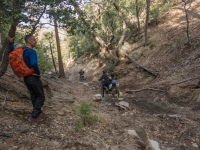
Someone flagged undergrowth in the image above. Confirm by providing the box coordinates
[73,101,98,131]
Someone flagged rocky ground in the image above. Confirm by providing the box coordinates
[1,1,200,150]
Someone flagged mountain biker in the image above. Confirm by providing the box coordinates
[79,69,84,80]
[98,70,112,91]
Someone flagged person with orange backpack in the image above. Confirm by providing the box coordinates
[7,35,46,122]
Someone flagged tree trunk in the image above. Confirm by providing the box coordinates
[0,33,4,61]
[135,0,141,31]
[49,43,57,72]
[113,3,127,57]
[92,32,119,65]
[184,1,191,46]
[54,19,65,78]
[0,0,21,77]
[0,17,19,77]
[144,0,150,46]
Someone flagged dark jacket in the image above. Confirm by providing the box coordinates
[99,74,111,85]
[79,70,84,75]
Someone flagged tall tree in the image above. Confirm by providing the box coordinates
[183,0,192,46]
[144,0,150,46]
[54,19,65,78]
[0,0,22,77]
[135,0,141,31]
[113,2,127,58]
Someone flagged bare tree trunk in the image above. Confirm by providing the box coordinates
[135,0,141,31]
[183,0,192,46]
[54,19,65,78]
[49,43,57,72]
[113,3,126,57]
[144,0,150,46]
[92,32,119,65]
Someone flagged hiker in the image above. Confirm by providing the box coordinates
[98,69,112,90]
[7,35,46,122]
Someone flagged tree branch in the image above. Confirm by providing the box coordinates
[30,4,47,35]
[125,54,159,77]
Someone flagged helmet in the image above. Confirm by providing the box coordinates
[103,69,107,74]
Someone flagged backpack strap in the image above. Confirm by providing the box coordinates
[22,46,29,51]
[20,46,29,62]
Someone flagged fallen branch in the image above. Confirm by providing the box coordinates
[125,88,165,94]
[179,84,200,89]
[170,75,200,85]
[125,54,158,77]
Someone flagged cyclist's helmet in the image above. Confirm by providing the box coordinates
[103,69,107,74]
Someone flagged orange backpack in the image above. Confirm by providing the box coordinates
[9,47,34,77]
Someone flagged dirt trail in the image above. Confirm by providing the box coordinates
[0,73,147,150]
[0,66,200,150]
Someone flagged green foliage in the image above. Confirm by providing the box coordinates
[73,101,98,131]
[175,38,181,44]
[74,120,84,131]
[69,32,98,59]
[150,1,174,25]
[149,43,156,50]
[104,63,115,73]
[35,42,53,72]
[150,4,161,24]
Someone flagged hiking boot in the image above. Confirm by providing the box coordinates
[39,112,47,120]
[28,112,47,123]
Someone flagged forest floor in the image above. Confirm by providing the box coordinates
[0,1,200,150]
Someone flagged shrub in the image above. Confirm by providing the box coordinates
[149,44,156,50]
[104,63,115,73]
[73,101,98,131]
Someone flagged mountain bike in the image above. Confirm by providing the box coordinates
[80,74,84,81]
[100,80,119,98]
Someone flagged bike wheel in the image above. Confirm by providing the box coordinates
[111,86,119,98]
[101,88,104,97]
[80,76,84,81]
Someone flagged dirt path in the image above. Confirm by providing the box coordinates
[0,70,200,150]
[83,79,200,149]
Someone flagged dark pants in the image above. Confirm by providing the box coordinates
[24,75,45,118]
[102,81,111,89]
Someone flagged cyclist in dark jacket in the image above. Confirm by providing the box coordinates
[98,70,112,90]
[79,69,84,76]
[79,69,84,80]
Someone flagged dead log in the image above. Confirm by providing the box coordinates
[171,75,200,85]
[125,54,158,77]
[125,88,164,94]
[179,84,200,89]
